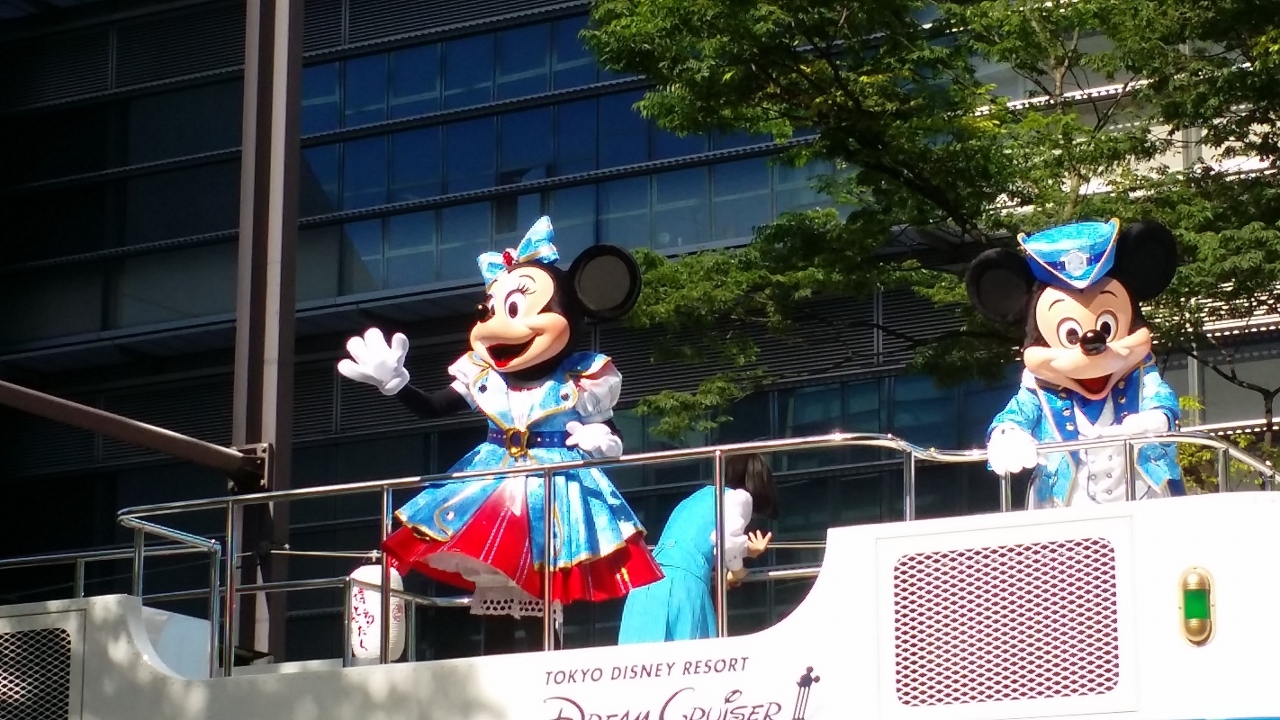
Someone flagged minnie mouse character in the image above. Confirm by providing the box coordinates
[337,217,662,618]
[965,218,1185,508]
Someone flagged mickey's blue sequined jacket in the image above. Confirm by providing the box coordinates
[986,354,1185,507]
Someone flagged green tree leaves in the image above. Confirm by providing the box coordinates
[589,0,1280,444]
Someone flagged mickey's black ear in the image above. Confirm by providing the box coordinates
[965,248,1035,325]
[1109,220,1179,301]
[568,245,642,321]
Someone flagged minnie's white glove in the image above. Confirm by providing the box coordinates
[565,421,624,458]
[987,424,1040,475]
[337,328,410,396]
[1097,410,1170,437]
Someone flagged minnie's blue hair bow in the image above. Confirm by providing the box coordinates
[477,216,559,287]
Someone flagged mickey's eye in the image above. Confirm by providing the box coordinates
[1096,311,1119,339]
[504,290,528,319]
[1057,318,1083,347]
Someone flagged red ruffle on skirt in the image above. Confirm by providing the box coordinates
[382,478,663,605]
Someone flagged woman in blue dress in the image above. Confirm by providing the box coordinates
[617,454,778,643]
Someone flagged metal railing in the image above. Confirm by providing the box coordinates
[3,430,1272,677]
[107,429,1274,673]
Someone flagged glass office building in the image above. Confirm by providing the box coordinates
[0,0,1271,662]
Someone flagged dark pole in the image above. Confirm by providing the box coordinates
[0,381,261,481]
[234,0,301,665]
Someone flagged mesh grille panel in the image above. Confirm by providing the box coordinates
[0,628,71,720]
[893,538,1119,707]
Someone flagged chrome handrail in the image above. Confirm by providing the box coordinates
[107,428,1275,672]
[5,430,1268,674]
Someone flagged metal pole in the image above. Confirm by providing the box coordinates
[1218,446,1229,493]
[208,547,222,679]
[902,452,916,521]
[999,472,1012,512]
[1124,439,1136,501]
[713,450,727,639]
[131,529,145,597]
[405,601,417,663]
[380,488,393,664]
[0,381,259,481]
[234,0,302,663]
[342,576,353,668]
[542,468,555,651]
[223,502,238,677]
[73,559,85,599]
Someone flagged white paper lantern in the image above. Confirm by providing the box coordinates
[347,564,406,660]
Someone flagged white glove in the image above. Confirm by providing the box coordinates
[337,328,410,396]
[1097,410,1170,437]
[987,424,1040,475]
[565,421,624,459]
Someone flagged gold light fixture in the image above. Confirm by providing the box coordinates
[1179,567,1214,646]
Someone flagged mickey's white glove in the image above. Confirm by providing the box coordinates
[987,424,1040,475]
[1097,410,1170,437]
[337,328,410,396]
[565,421,624,458]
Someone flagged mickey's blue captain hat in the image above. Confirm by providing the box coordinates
[1017,218,1120,290]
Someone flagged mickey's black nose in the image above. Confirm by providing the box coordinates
[1079,329,1107,356]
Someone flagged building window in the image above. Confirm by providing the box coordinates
[126,80,243,165]
[653,167,711,249]
[598,91,648,168]
[651,126,707,161]
[301,144,341,216]
[549,185,597,259]
[111,242,237,328]
[390,44,441,119]
[891,375,958,450]
[301,62,340,135]
[389,128,443,202]
[443,34,495,110]
[779,384,844,471]
[342,136,389,210]
[343,54,389,127]
[444,117,497,193]
[598,176,651,249]
[775,160,833,214]
[552,16,597,90]
[0,267,105,343]
[339,219,383,295]
[298,226,341,301]
[496,24,551,100]
[493,193,546,247]
[439,202,492,282]
[385,211,437,289]
[125,162,240,244]
[555,99,598,175]
[712,158,771,243]
[499,108,554,184]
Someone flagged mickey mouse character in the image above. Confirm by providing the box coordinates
[338,217,662,619]
[965,218,1185,508]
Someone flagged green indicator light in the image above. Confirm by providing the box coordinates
[1180,568,1214,646]
[1182,588,1210,621]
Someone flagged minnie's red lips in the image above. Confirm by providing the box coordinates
[486,339,534,368]
[1076,375,1111,395]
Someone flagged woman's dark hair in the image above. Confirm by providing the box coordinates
[725,454,779,520]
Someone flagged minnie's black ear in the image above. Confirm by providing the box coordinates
[568,245,642,321]
[1109,220,1179,301]
[965,248,1035,325]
